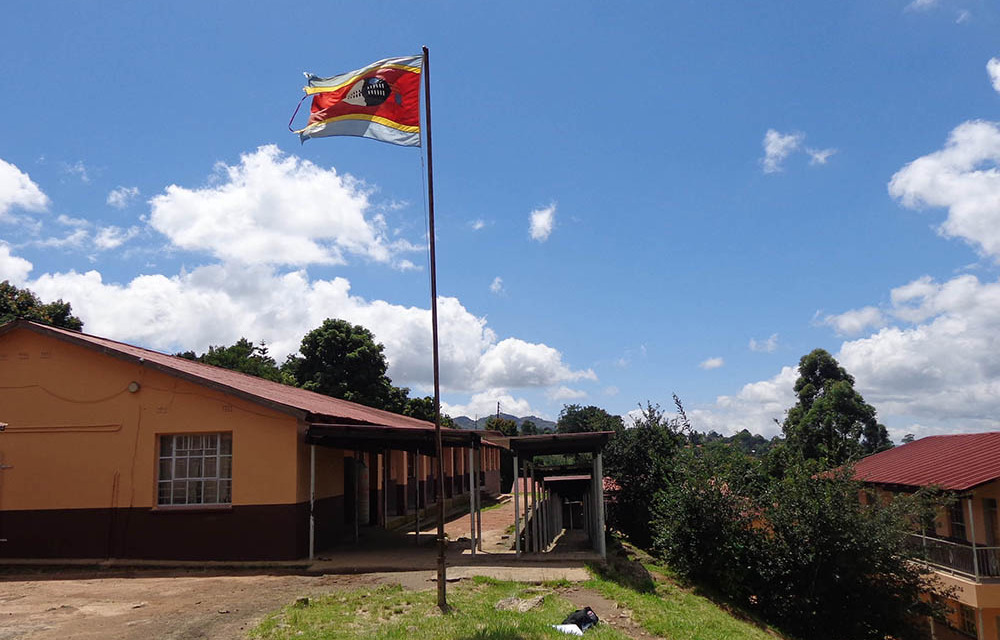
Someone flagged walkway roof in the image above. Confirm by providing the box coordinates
[507,431,614,457]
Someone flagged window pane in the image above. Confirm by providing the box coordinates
[158,481,172,505]
[187,480,202,503]
[172,481,188,504]
[204,480,218,504]
[205,457,217,478]
[159,459,173,481]
[220,434,232,455]
[219,480,231,503]
[175,458,188,479]
[160,435,173,456]
[189,457,203,479]
[220,456,232,479]
[206,434,217,453]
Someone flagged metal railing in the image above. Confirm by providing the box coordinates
[907,533,1000,580]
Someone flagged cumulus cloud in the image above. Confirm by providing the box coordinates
[0,244,32,284]
[807,147,837,165]
[699,357,724,370]
[889,120,1000,261]
[761,130,804,173]
[8,244,592,395]
[440,389,536,420]
[529,204,556,242]
[749,333,779,353]
[490,276,504,295]
[821,306,887,336]
[989,58,1000,94]
[107,186,140,209]
[149,145,418,268]
[689,366,799,438]
[0,158,49,219]
[94,225,141,250]
[548,386,587,401]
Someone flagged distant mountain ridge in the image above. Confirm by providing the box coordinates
[453,413,556,432]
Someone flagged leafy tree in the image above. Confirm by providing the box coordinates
[1,281,83,330]
[604,401,686,547]
[781,349,891,465]
[284,318,407,412]
[178,338,290,383]
[485,415,518,437]
[652,447,948,640]
[556,404,624,433]
[401,395,455,428]
[519,419,539,436]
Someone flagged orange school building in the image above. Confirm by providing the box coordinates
[0,320,500,561]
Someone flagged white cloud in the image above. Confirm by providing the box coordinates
[34,229,89,249]
[956,9,971,23]
[529,204,556,242]
[9,245,590,395]
[0,244,32,284]
[0,158,49,219]
[603,386,619,397]
[62,160,90,183]
[149,145,418,268]
[94,225,140,250]
[889,120,1000,261]
[699,357,724,370]
[490,276,504,295]
[690,365,799,437]
[988,58,1000,95]
[57,214,89,228]
[905,0,938,11]
[107,186,140,209]
[440,389,536,420]
[821,306,887,336]
[748,333,779,353]
[470,219,486,231]
[761,130,804,173]
[807,147,837,165]
[548,386,587,401]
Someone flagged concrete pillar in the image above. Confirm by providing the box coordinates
[513,453,521,556]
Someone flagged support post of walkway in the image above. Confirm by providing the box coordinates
[596,452,606,559]
[415,450,421,545]
[523,458,531,552]
[475,448,483,551]
[530,463,538,553]
[353,451,360,545]
[309,444,315,560]
[513,453,521,557]
[468,447,476,555]
[382,448,390,528]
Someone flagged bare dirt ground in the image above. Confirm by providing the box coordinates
[0,496,599,639]
[0,571,377,640]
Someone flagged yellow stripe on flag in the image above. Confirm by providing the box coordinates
[304,113,421,133]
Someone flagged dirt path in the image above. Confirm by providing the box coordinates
[559,585,660,640]
[0,572,373,640]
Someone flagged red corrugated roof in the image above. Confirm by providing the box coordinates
[854,432,1000,491]
[3,320,434,431]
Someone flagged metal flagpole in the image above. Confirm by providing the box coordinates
[422,45,448,612]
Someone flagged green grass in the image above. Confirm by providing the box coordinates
[584,544,785,640]
[250,577,629,640]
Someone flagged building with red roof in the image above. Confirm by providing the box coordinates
[856,433,1000,640]
[0,320,500,561]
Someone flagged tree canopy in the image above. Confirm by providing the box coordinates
[284,319,408,412]
[781,348,892,465]
[485,415,518,437]
[1,281,83,330]
[556,404,624,433]
[177,338,289,384]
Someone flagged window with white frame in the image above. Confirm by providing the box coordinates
[960,604,976,636]
[157,433,232,506]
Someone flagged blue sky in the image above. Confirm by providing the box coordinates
[2,1,1000,439]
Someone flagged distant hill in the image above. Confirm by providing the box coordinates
[453,413,556,433]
